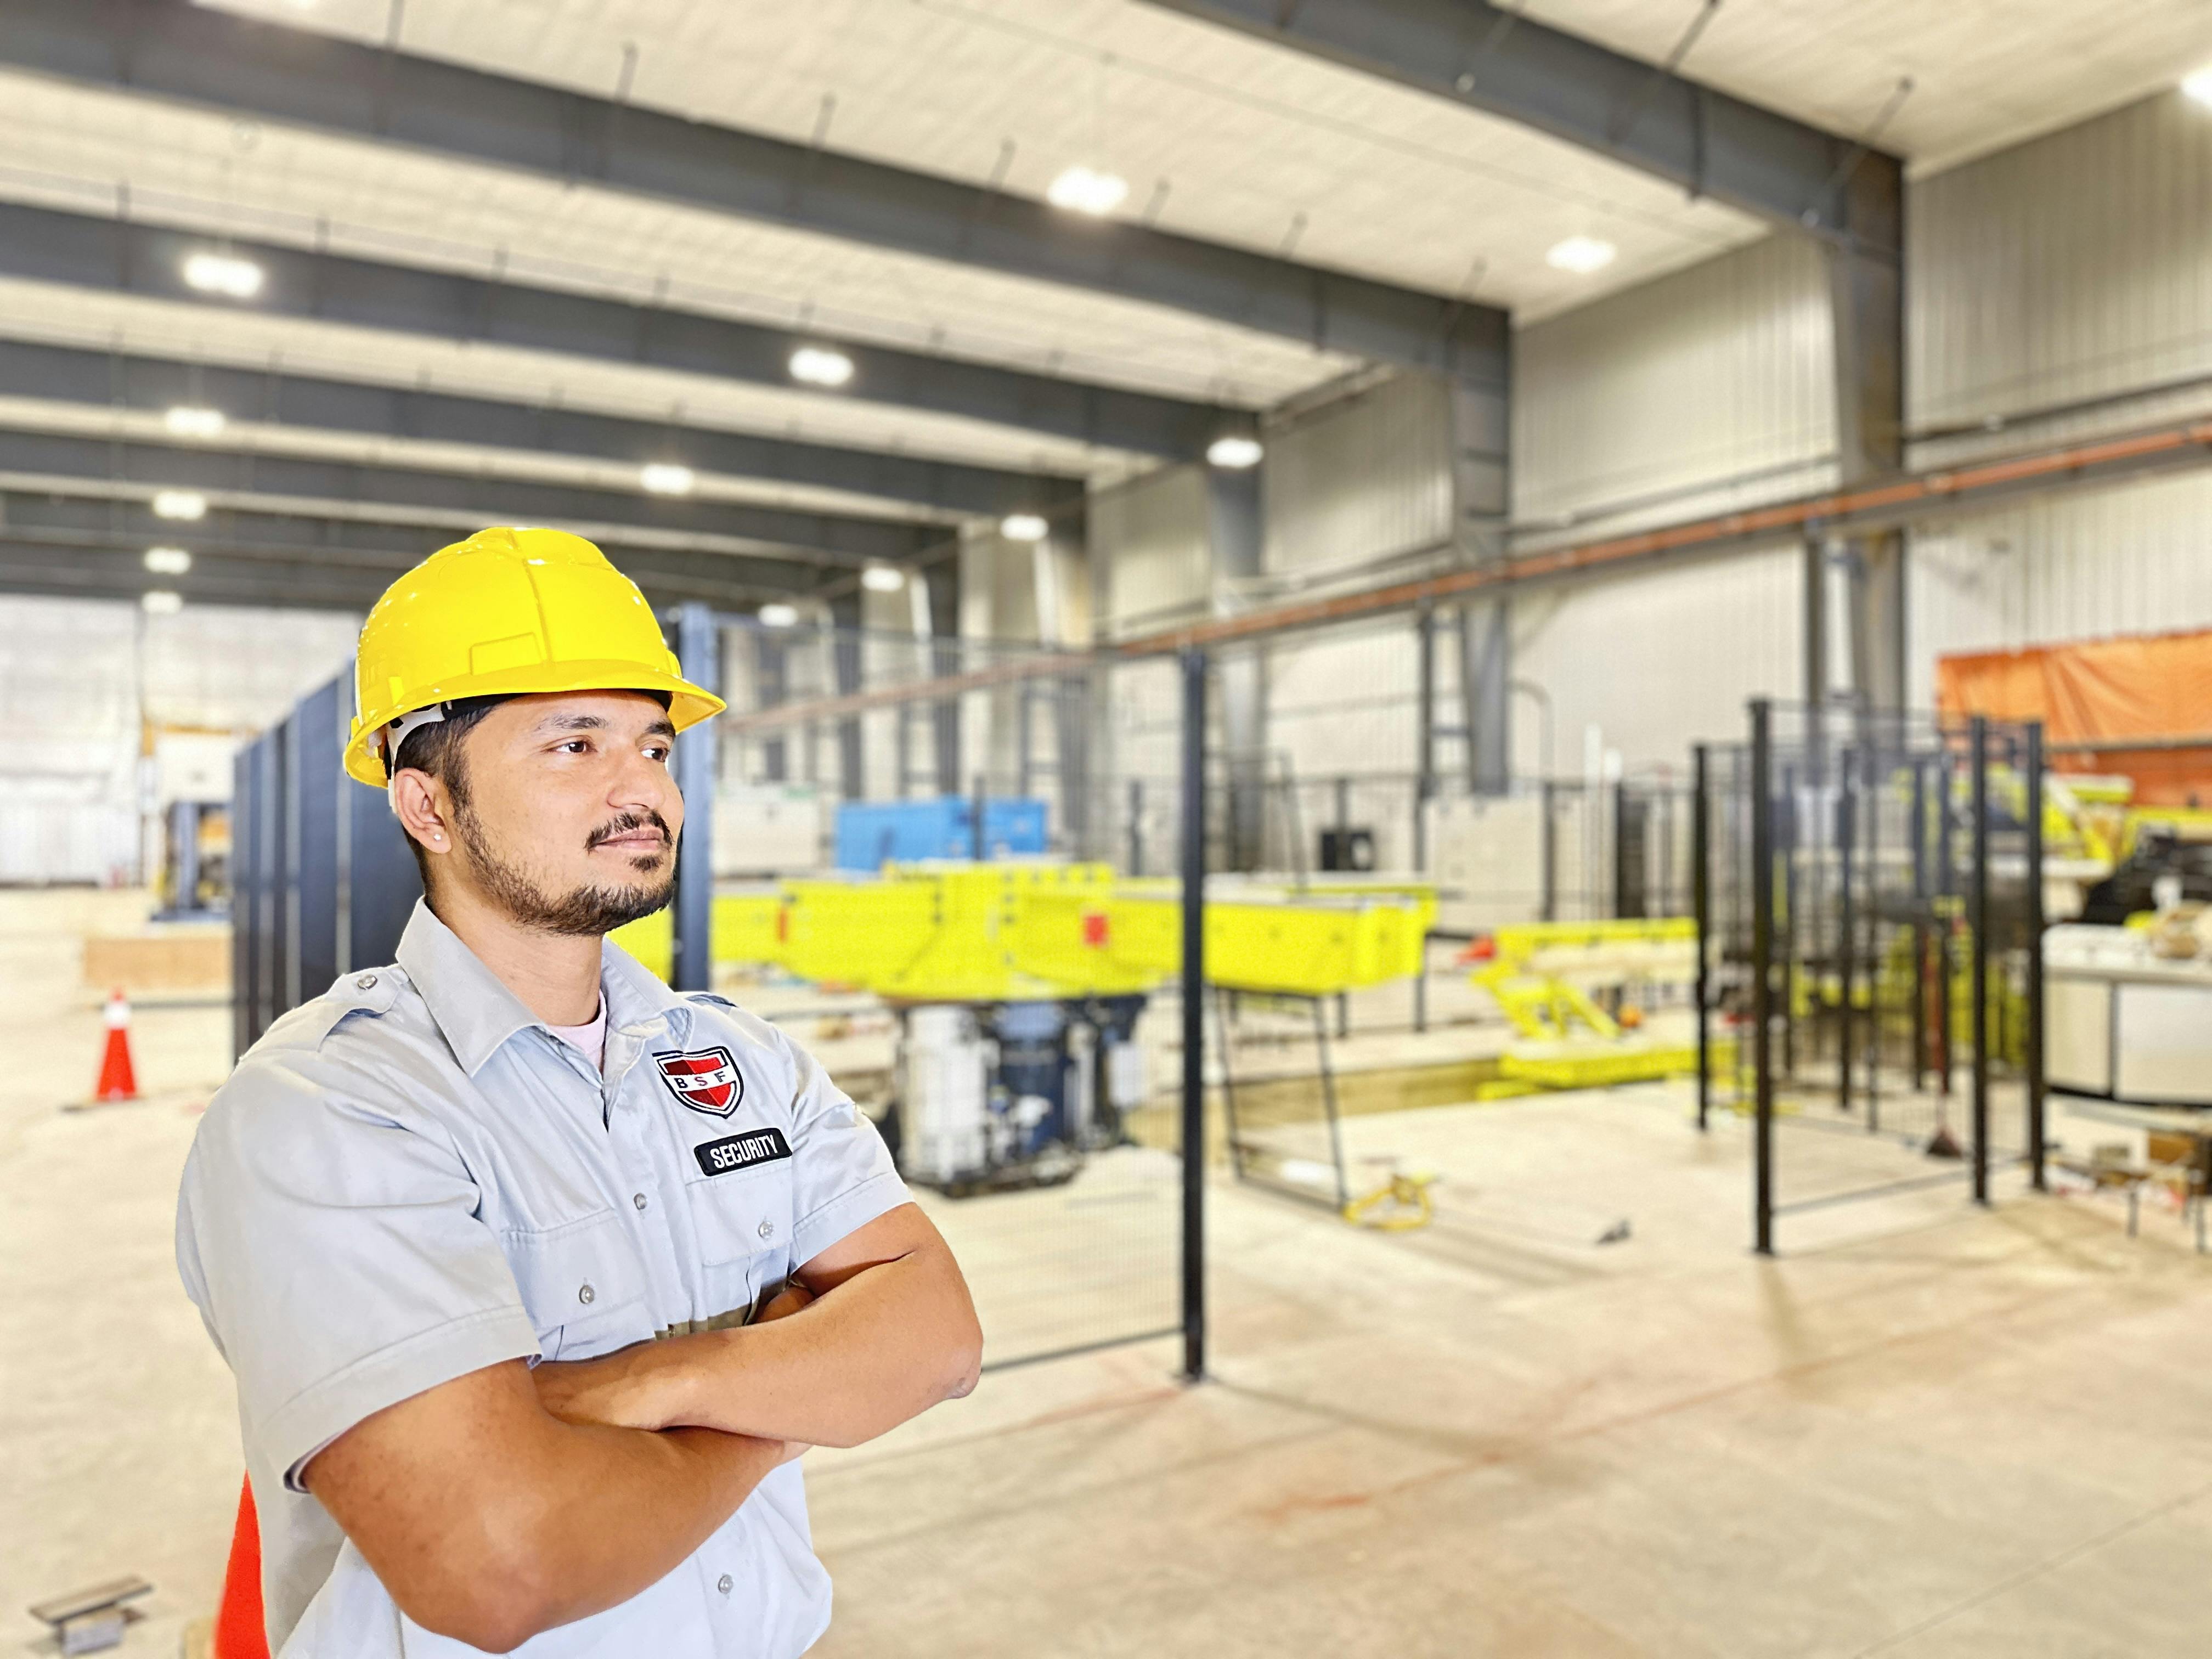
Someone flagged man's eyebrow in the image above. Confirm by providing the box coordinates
[644,716,677,740]
[534,713,610,733]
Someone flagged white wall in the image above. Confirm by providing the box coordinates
[1508,82,2212,747]
[1263,371,1455,579]
[0,596,356,884]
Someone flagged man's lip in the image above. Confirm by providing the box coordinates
[593,831,668,850]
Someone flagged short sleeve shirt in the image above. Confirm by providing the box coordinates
[175,901,910,1657]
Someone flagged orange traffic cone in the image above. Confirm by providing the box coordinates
[213,1477,270,1659]
[95,989,138,1102]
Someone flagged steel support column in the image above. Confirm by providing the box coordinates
[1178,647,1209,1384]
[672,603,719,993]
[1830,161,1908,713]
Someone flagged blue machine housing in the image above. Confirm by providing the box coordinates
[833,796,1048,870]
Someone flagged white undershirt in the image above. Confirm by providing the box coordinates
[546,1000,608,1072]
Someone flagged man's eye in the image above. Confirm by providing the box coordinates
[555,740,591,754]
[644,744,672,763]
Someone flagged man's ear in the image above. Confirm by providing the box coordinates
[390,768,453,857]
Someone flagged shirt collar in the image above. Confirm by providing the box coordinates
[394,900,693,1076]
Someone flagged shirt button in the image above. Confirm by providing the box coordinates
[716,1574,733,1595]
[354,973,377,990]
[578,1283,595,1305]
[633,1193,648,1212]
[757,1220,775,1240]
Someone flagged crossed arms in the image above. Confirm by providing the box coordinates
[303,1203,980,1652]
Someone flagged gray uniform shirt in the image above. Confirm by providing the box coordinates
[176,902,910,1657]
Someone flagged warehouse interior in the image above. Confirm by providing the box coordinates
[10,0,2212,1653]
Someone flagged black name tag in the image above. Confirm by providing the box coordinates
[693,1126,793,1178]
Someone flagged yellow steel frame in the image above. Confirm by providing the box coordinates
[611,864,1434,1002]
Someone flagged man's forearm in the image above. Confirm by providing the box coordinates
[658,1246,979,1446]
[307,1362,787,1651]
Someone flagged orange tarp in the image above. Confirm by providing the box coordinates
[1937,628,2212,806]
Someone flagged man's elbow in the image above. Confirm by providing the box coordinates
[384,1521,569,1651]
[939,1301,984,1402]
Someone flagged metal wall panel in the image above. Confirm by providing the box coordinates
[1911,89,2212,442]
[1515,232,1837,537]
[1263,373,1455,577]
[1911,471,2212,706]
[1092,465,1211,637]
[1513,545,1803,775]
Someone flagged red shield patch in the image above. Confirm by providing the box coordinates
[654,1046,744,1118]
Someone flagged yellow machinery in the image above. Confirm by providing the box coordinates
[611,863,1433,1003]
[1466,918,1714,1096]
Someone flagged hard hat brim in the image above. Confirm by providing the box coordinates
[345,660,726,787]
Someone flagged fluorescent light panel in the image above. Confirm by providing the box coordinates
[2187,67,2212,108]
[860,565,906,592]
[1046,166,1127,216]
[758,602,799,627]
[1545,235,1617,275]
[143,546,193,575]
[640,462,695,495]
[153,490,207,521]
[1206,435,1263,469]
[1000,513,1048,543]
[788,346,854,388]
[181,251,264,298]
[163,405,227,439]
[141,590,184,614]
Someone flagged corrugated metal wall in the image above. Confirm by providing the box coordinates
[1263,371,1455,577]
[1515,546,1802,773]
[1912,89,2212,441]
[1091,465,1210,638]
[0,596,357,883]
[1908,87,2212,692]
[1516,233,1836,540]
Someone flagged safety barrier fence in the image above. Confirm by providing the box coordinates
[1695,700,2048,1252]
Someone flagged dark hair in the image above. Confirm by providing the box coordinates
[391,695,509,890]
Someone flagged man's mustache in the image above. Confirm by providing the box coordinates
[586,809,673,853]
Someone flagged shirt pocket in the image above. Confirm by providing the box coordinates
[685,1160,797,1329]
[505,1209,653,1361]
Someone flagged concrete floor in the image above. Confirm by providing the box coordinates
[6,889,2210,1656]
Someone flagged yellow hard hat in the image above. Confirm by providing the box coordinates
[343,526,726,787]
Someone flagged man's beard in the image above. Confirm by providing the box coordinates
[452,803,675,938]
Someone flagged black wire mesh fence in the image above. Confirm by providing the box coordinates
[1695,700,2049,1251]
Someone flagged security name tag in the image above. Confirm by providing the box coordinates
[694,1127,793,1178]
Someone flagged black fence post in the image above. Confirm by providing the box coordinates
[1179,648,1208,1384]
[1910,757,1928,1090]
[2025,720,2047,1192]
[1127,777,1144,876]
[1692,744,1711,1133]
[1837,756,1857,1119]
[1540,778,1558,922]
[1751,700,1775,1255]
[1970,715,1991,1206]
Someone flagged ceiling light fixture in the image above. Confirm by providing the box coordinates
[2187,66,2212,108]
[1545,235,1617,275]
[141,590,184,615]
[181,251,264,299]
[758,602,799,628]
[1206,435,1263,469]
[1000,513,1049,543]
[163,405,227,439]
[788,346,855,388]
[640,462,696,495]
[1046,166,1128,217]
[143,546,193,575]
[153,490,208,521]
[861,565,906,592]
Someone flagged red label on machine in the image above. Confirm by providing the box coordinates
[1081,911,1110,948]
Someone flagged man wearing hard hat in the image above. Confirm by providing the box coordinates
[177,528,982,1656]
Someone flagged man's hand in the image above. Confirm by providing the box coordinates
[534,1279,817,1433]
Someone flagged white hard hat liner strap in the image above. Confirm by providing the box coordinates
[382,702,450,810]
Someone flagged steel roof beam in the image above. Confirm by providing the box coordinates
[1137,0,1904,258]
[0,491,831,606]
[0,426,933,566]
[1,0,1507,380]
[0,201,1245,464]
[0,337,1078,522]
